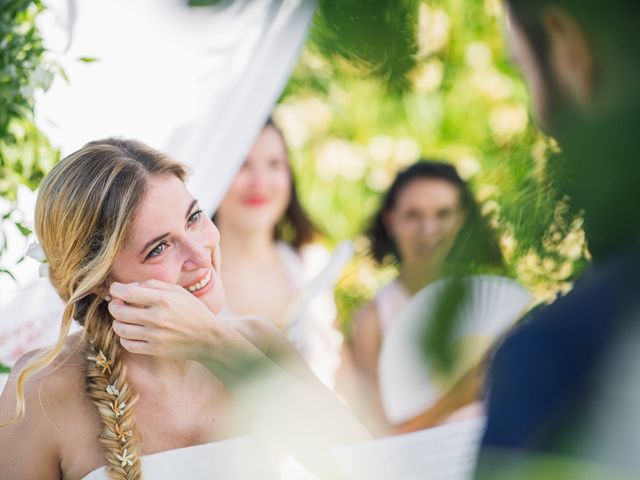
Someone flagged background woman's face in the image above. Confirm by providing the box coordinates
[217,125,291,234]
[110,174,225,314]
[386,178,465,268]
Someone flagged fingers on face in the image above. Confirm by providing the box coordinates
[109,282,165,307]
[111,319,147,341]
[119,337,150,355]
[107,300,153,326]
[109,279,184,304]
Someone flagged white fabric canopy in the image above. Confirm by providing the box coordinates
[37,0,315,214]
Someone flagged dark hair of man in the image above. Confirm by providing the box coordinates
[505,0,640,69]
[505,0,640,258]
[366,160,504,274]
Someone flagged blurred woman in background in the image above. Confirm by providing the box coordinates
[214,118,344,390]
[349,160,504,430]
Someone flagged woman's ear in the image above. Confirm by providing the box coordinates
[93,279,112,302]
[542,6,595,111]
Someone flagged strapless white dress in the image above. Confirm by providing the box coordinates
[80,436,280,480]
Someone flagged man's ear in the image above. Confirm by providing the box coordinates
[543,6,595,110]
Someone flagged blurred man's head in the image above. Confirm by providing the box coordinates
[504,0,640,134]
[504,1,640,258]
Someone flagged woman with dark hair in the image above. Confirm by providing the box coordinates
[214,119,343,390]
[350,160,504,429]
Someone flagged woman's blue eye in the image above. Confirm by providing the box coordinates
[188,209,203,225]
[147,242,167,259]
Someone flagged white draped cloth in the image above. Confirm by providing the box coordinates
[36,0,315,214]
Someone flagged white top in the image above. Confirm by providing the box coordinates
[373,279,411,335]
[221,242,349,391]
[80,436,279,480]
[278,242,348,390]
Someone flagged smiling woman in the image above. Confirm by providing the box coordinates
[0,138,369,480]
[109,173,225,317]
[214,119,345,392]
[348,160,505,431]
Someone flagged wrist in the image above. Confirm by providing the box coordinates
[195,321,268,384]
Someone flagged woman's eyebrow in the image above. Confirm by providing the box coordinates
[140,233,170,256]
[185,199,198,217]
[139,200,199,255]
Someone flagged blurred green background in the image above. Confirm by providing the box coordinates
[0,0,589,341]
[276,0,587,335]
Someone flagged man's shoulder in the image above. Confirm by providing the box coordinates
[505,247,640,354]
[481,250,640,450]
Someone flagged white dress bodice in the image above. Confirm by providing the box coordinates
[220,242,348,391]
[373,279,411,335]
[80,436,279,480]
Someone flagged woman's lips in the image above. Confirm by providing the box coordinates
[184,268,214,297]
[244,196,269,206]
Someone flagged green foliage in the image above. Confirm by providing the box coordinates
[0,0,59,279]
[0,362,9,374]
[311,0,420,93]
[186,0,228,7]
[279,0,588,335]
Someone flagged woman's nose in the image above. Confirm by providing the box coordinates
[420,217,439,236]
[182,239,211,271]
[247,168,268,189]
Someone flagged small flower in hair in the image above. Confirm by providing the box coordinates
[114,424,133,444]
[110,400,127,418]
[106,383,120,397]
[116,448,135,467]
[88,350,112,374]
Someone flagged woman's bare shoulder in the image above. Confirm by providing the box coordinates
[13,331,86,385]
[0,333,87,479]
[1,332,87,418]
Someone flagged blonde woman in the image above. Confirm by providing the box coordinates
[0,138,369,480]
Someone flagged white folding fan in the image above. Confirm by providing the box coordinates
[378,274,532,425]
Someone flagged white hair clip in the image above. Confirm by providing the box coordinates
[114,424,133,444]
[115,448,134,467]
[110,400,127,418]
[106,383,120,397]
[87,350,113,374]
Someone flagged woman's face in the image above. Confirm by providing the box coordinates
[110,174,225,314]
[217,125,291,234]
[386,178,465,269]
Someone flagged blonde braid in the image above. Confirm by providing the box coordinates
[85,299,142,480]
[6,138,190,477]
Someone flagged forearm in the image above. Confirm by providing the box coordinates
[200,346,371,478]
